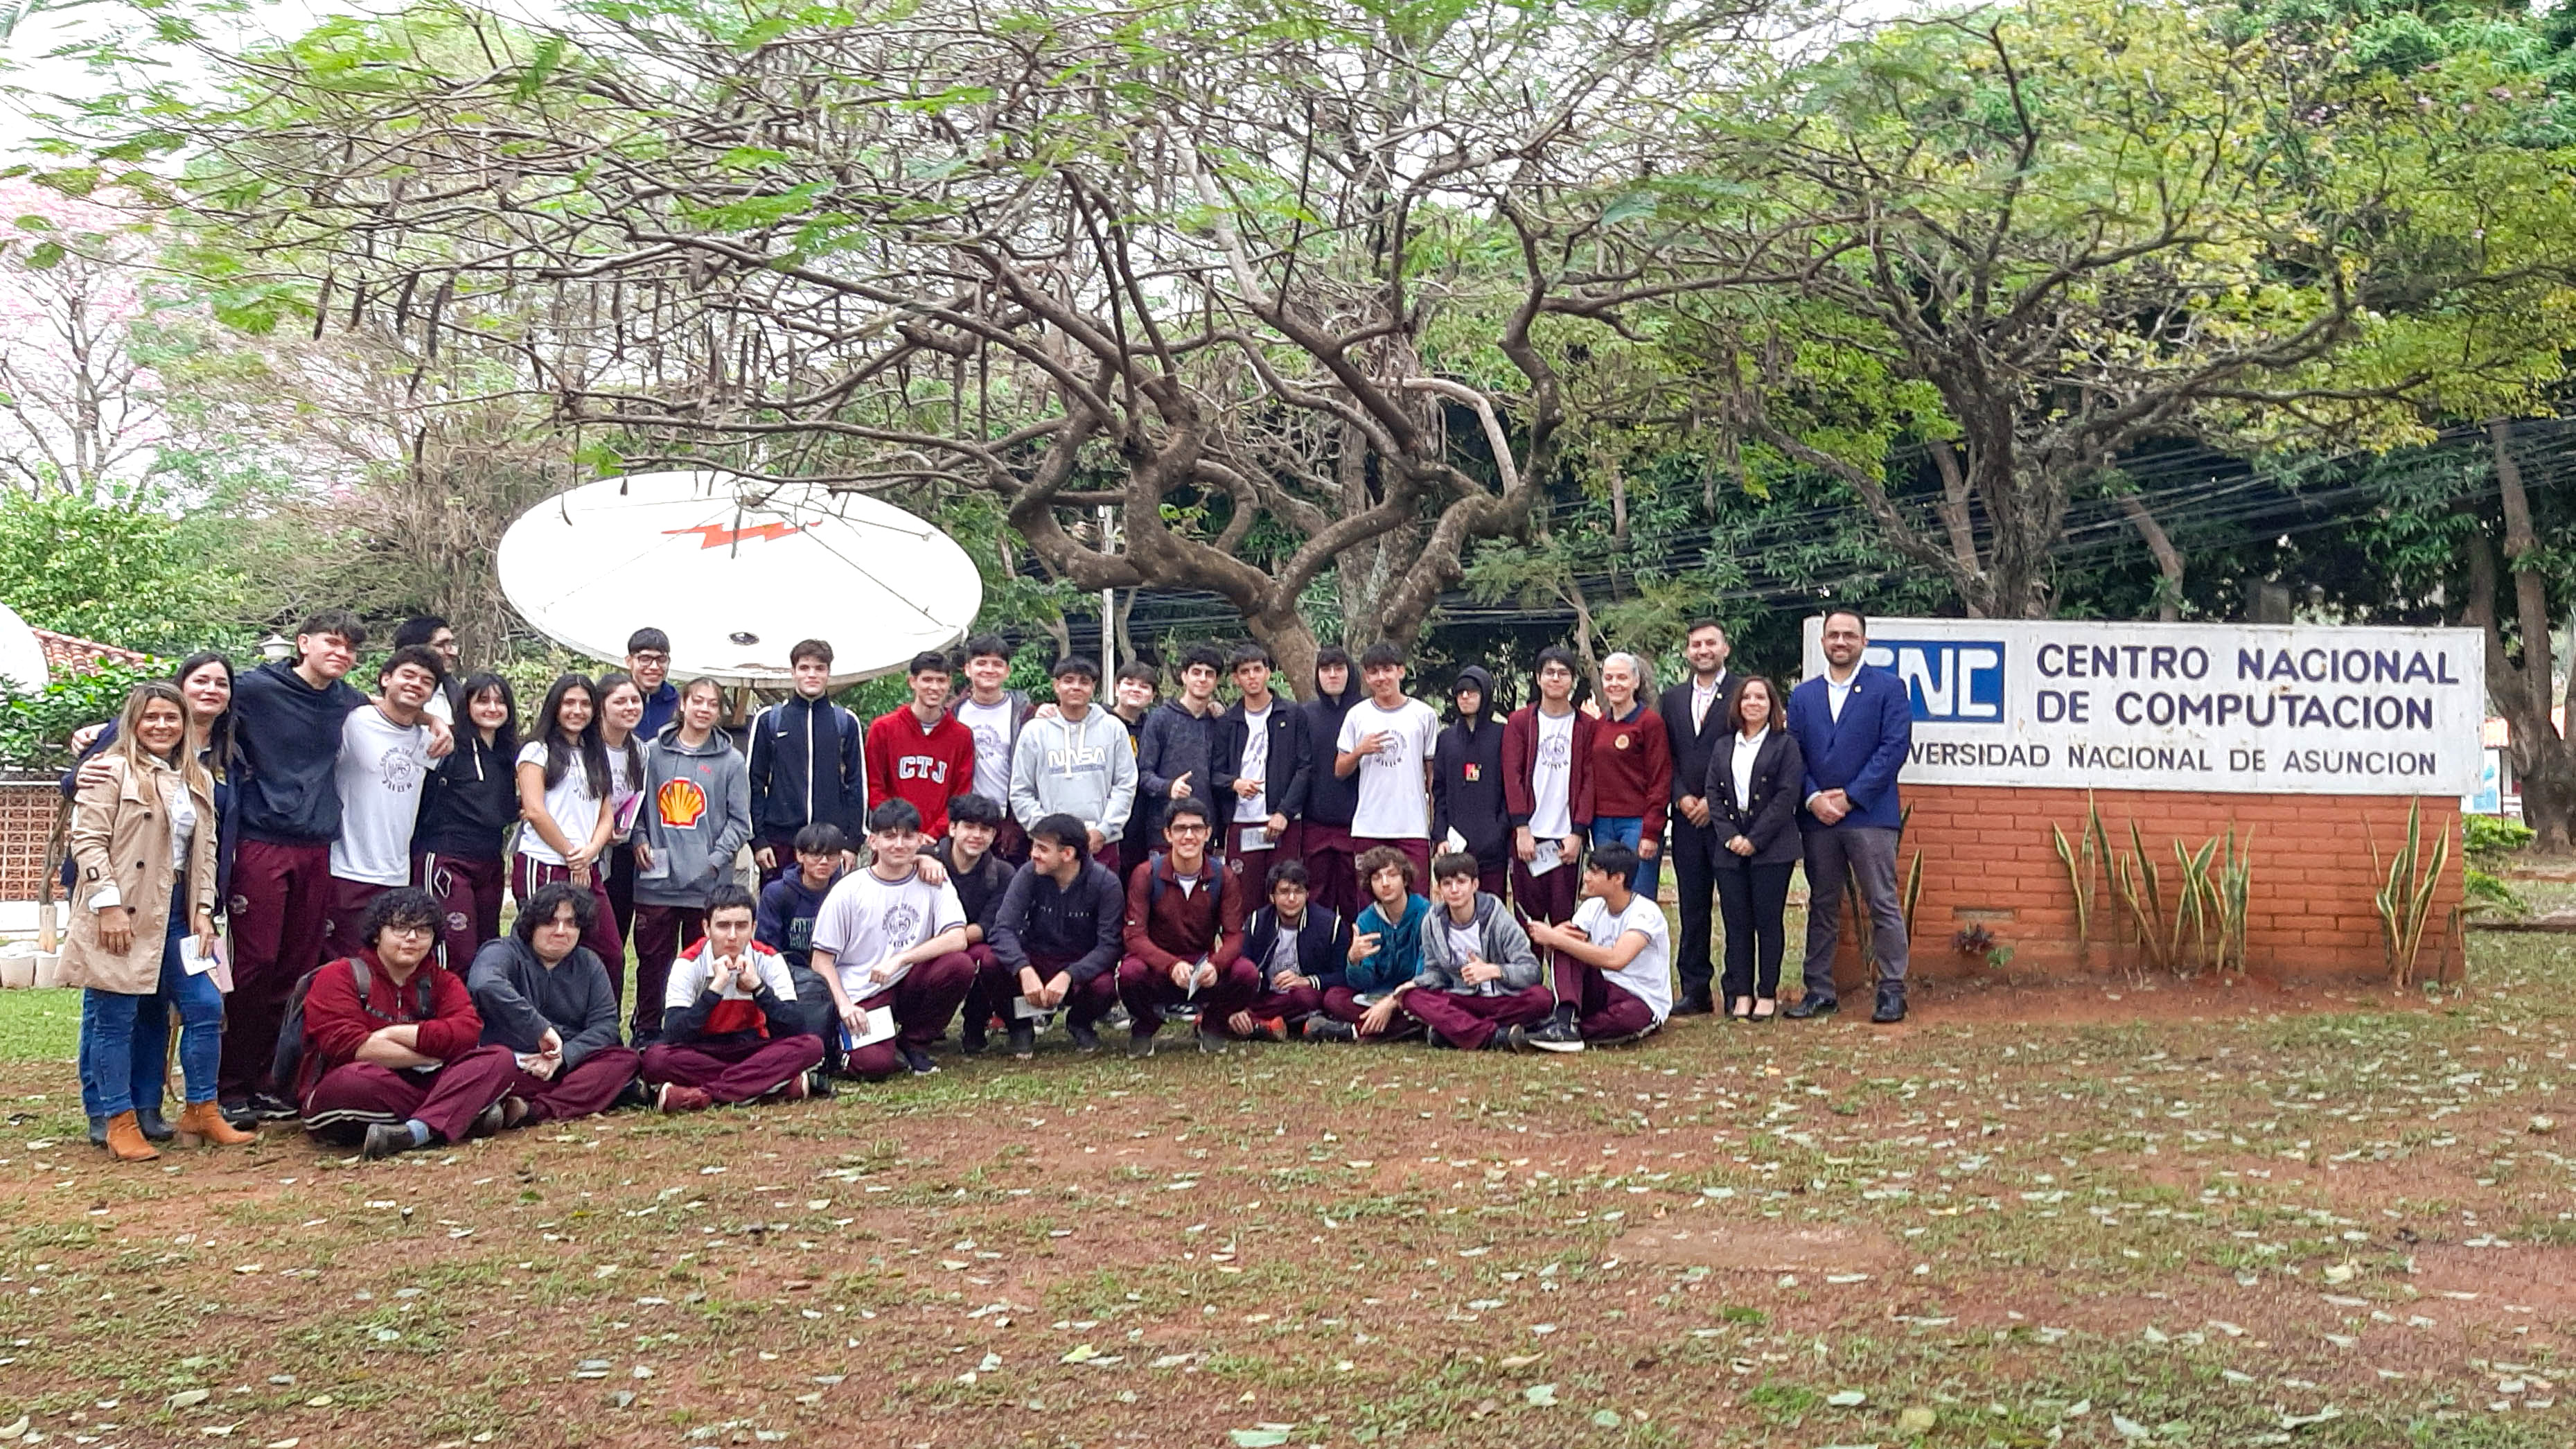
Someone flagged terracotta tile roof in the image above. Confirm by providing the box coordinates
[31,628,153,676]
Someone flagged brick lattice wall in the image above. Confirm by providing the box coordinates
[1858,785,2464,980]
[0,781,60,903]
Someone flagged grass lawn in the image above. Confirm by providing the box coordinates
[0,890,2567,1446]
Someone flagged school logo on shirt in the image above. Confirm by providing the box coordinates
[376,745,423,793]
[1464,763,1481,782]
[1368,737,1407,770]
[897,754,951,783]
[1538,731,1572,766]
[1614,732,1632,750]
[658,778,709,828]
[880,900,922,945]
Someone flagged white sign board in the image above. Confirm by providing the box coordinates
[1799,617,2485,796]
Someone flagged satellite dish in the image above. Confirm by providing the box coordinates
[0,601,48,696]
[496,471,984,686]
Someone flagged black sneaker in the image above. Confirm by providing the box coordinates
[248,1092,302,1122]
[470,1101,507,1139]
[360,1122,416,1161]
[1669,992,1715,1018]
[1783,996,1837,1020]
[1872,987,1907,1025]
[1066,1020,1102,1053]
[960,1024,988,1056]
[804,1069,838,1098]
[899,1045,939,1076]
[1521,1018,1586,1053]
[1007,1021,1036,1059]
[1303,1017,1358,1043]
[1127,1030,1154,1060]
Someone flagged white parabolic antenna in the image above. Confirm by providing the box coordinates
[497,471,984,685]
[0,601,49,695]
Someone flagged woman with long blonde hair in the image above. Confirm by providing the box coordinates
[64,683,250,1160]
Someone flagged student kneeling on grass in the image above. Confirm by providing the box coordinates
[1393,851,1551,1051]
[1515,843,1673,1053]
[808,800,976,1080]
[1115,798,1253,1058]
[642,886,826,1112]
[984,812,1126,1059]
[292,888,519,1161]
[1306,845,1428,1043]
[1221,859,1351,1042]
[466,881,644,1125]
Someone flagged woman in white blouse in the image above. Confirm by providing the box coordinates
[1702,677,1805,1021]
[64,684,249,1159]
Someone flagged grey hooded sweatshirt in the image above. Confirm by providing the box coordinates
[1413,890,1542,994]
[633,724,754,908]
[1007,704,1138,840]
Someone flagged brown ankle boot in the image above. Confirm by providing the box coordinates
[175,1100,254,1148]
[104,1111,160,1163]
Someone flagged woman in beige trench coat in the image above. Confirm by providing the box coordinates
[64,683,251,1160]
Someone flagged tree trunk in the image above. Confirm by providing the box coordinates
[1250,611,1321,703]
[2116,490,2185,622]
[2476,420,2575,852]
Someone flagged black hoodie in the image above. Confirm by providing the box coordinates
[1431,665,1510,868]
[1298,665,1361,829]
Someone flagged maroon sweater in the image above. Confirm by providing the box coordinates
[295,949,483,1100]
[1501,705,1598,830]
[1122,852,1249,972]
[1589,705,1673,837]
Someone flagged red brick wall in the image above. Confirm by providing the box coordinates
[0,781,60,902]
[1873,786,2464,978]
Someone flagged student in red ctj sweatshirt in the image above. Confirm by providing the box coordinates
[865,653,980,837]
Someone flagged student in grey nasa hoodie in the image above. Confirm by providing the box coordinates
[1006,659,1139,869]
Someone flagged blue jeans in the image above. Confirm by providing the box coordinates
[78,890,223,1118]
[1589,816,1662,897]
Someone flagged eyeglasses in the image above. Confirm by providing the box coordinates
[630,651,670,665]
[1167,823,1210,836]
[382,922,433,940]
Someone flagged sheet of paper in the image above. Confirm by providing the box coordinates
[1011,996,1053,1021]
[178,936,223,977]
[1237,826,1271,852]
[1528,838,1564,877]
[841,1005,898,1050]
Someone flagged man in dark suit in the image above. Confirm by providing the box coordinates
[1658,620,1740,1017]
[1783,608,1914,1024]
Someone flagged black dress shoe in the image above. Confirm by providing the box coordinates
[134,1106,175,1143]
[1872,988,1907,1024]
[87,1115,107,1148]
[1670,992,1715,1019]
[1782,996,1837,1019]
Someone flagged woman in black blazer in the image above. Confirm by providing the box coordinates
[1703,677,1804,1020]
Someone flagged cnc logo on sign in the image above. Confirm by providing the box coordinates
[1864,640,2004,723]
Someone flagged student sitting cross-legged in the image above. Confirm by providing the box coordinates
[466,881,644,1125]
[1395,851,1553,1051]
[292,888,519,1160]
[1221,859,1352,1042]
[809,800,976,1080]
[1115,798,1254,1057]
[1514,843,1673,1053]
[640,885,826,1112]
[1307,845,1428,1043]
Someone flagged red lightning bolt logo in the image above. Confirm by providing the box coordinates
[664,522,805,549]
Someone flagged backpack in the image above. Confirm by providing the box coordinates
[272,956,437,1095]
[1145,851,1225,915]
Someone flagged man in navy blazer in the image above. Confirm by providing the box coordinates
[1783,608,1914,1023]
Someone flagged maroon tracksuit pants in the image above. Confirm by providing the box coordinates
[299,1044,518,1145]
[506,1044,643,1123]
[1299,823,1361,922]
[1512,857,1580,926]
[1224,822,1278,898]
[840,951,978,1080]
[642,1033,824,1104]
[973,952,1120,1029]
[1116,955,1260,1039]
[629,904,707,1042]
[321,877,396,962]
[1401,983,1554,1050]
[415,851,506,972]
[1553,957,1661,1044]
[511,854,624,994]
[1221,977,1325,1036]
[225,838,335,1101]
